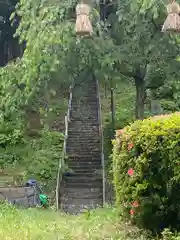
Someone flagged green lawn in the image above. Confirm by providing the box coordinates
[0,204,148,240]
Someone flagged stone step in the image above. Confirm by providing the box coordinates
[70,116,98,120]
[72,95,97,98]
[61,186,102,198]
[67,146,100,150]
[68,127,99,131]
[70,108,98,111]
[72,88,97,92]
[69,119,99,124]
[66,166,101,172]
[68,128,99,132]
[67,140,100,143]
[67,139,100,143]
[67,140,99,144]
[67,157,101,161]
[73,88,97,92]
[68,167,101,172]
[67,151,101,155]
[70,112,98,115]
[67,164,101,170]
[66,148,101,153]
[69,117,98,120]
[67,152,101,157]
[67,148,101,152]
[67,138,100,142]
[67,145,101,149]
[69,120,98,123]
[71,109,98,112]
[66,146,101,151]
[67,157,101,162]
[67,150,101,155]
[67,133,99,137]
[67,136,100,141]
[60,197,102,206]
[72,93,97,97]
[67,141,100,145]
[61,192,102,200]
[64,168,102,173]
[64,175,102,183]
[70,115,98,118]
[64,181,102,188]
[72,93,97,96]
[68,130,99,134]
[61,203,102,214]
[68,122,99,125]
[71,102,98,106]
[71,108,98,111]
[68,127,99,130]
[68,120,99,124]
[68,124,99,128]
[67,134,100,137]
[68,166,101,171]
[71,101,98,104]
[69,121,99,125]
[71,109,98,113]
[68,135,99,139]
[61,187,101,194]
[67,136,99,140]
[63,170,102,180]
[63,171,101,176]
[68,163,101,167]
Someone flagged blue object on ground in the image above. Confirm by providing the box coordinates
[26,179,37,186]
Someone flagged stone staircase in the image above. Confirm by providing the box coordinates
[60,77,103,214]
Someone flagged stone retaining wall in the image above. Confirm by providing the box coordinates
[0,186,40,208]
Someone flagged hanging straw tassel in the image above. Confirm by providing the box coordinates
[75,3,93,36]
[162,0,180,32]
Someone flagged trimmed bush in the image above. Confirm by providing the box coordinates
[112,113,180,232]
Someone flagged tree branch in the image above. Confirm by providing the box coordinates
[114,61,136,78]
[119,69,136,78]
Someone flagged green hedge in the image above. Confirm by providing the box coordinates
[112,113,180,232]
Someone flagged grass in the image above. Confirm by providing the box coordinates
[0,204,149,240]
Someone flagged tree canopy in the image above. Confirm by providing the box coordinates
[1,0,180,128]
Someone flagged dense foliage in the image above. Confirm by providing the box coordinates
[1,0,180,200]
[112,113,180,232]
[0,123,64,191]
[0,0,75,191]
[4,130,64,188]
[1,0,180,124]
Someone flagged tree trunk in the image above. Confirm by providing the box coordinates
[0,42,5,66]
[110,78,115,131]
[134,77,145,119]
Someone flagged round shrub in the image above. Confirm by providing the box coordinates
[112,113,180,232]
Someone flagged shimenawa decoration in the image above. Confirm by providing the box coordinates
[162,0,180,32]
[75,1,93,36]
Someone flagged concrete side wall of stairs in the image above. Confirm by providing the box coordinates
[60,77,103,214]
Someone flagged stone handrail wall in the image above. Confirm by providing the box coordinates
[56,82,74,210]
[95,77,105,205]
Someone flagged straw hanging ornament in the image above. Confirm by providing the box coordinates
[162,0,180,32]
[75,1,93,36]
